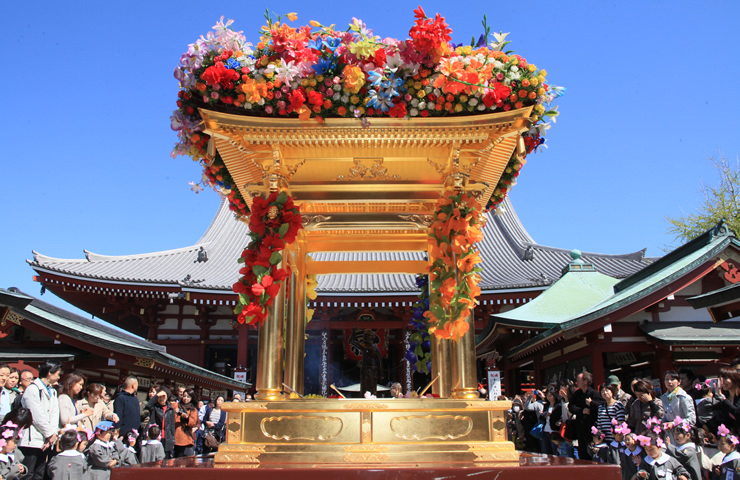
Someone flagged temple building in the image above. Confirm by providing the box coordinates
[27,198,657,395]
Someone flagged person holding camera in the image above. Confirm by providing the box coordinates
[145,387,176,459]
[174,389,199,457]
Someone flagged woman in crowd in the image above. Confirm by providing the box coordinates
[203,396,226,454]
[146,387,176,458]
[5,368,20,405]
[58,372,93,428]
[76,383,118,434]
[173,389,199,457]
[628,379,664,433]
[709,368,740,433]
[595,383,626,443]
[540,386,563,455]
[661,370,696,429]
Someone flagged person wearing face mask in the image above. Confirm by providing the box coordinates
[508,397,524,446]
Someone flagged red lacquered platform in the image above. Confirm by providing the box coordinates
[112,453,621,480]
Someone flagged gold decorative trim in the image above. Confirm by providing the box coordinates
[301,215,332,227]
[361,412,372,443]
[398,214,433,227]
[261,415,343,441]
[341,403,389,410]
[133,357,155,368]
[343,445,389,453]
[336,158,402,181]
[467,443,516,452]
[227,420,242,443]
[1,310,23,326]
[216,452,262,464]
[342,453,391,464]
[300,203,434,214]
[390,415,473,441]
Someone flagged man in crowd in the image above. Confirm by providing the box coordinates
[114,376,140,438]
[19,360,61,480]
[607,374,632,408]
[568,371,604,460]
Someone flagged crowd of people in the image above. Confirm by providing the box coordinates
[0,361,232,479]
[506,362,740,480]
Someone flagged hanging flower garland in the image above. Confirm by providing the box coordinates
[426,188,484,340]
[232,191,303,325]
[405,274,432,374]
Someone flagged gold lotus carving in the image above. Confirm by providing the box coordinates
[260,415,343,441]
[390,415,473,441]
[336,158,401,181]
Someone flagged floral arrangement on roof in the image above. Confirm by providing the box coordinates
[172,8,562,214]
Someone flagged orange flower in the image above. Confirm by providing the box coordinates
[439,277,457,302]
[457,251,481,272]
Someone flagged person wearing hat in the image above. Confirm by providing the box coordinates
[87,421,118,480]
[607,375,632,409]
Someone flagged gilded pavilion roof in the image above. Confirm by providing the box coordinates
[28,198,653,294]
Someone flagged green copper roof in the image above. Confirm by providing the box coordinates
[641,322,740,344]
[501,222,737,358]
[493,261,619,326]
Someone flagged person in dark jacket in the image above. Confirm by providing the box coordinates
[203,396,226,454]
[113,376,140,439]
[569,371,605,460]
[145,387,176,458]
[541,386,563,455]
[709,368,740,435]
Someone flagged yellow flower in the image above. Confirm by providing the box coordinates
[459,95,468,103]
[348,39,376,58]
[528,64,536,72]
[308,78,317,87]
[309,20,321,27]
[535,104,545,113]
[315,75,324,83]
[530,77,539,87]
[305,309,315,322]
[306,289,318,300]
[537,88,545,96]
[301,79,309,87]
[286,12,298,22]
[540,69,548,77]
[463,45,473,55]
[342,65,366,95]
[350,95,360,104]
[260,57,269,66]
[416,90,426,98]
[454,103,463,113]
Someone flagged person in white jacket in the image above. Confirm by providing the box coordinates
[19,360,62,480]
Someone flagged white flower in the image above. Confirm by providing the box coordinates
[418,101,426,110]
[409,108,419,117]
[275,59,300,85]
[477,104,486,111]
[410,98,419,107]
[333,84,342,92]
[468,98,478,106]
[510,66,519,73]
[333,92,341,101]
[244,102,253,109]
[494,61,503,69]
[341,95,349,103]
[424,86,433,93]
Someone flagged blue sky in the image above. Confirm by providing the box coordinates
[2,1,739,317]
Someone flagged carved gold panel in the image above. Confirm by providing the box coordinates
[342,453,391,464]
[260,415,343,441]
[389,415,473,441]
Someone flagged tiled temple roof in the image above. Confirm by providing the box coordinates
[29,199,654,294]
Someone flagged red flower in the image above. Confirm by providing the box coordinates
[370,48,387,68]
[288,89,306,110]
[307,90,324,106]
[201,63,238,87]
[388,102,407,118]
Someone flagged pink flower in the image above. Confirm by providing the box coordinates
[614,423,631,435]
[719,424,731,437]
[591,426,599,435]
[0,439,5,449]
[635,435,652,447]
[211,92,220,100]
[732,436,739,445]
[674,416,684,425]
[265,105,274,114]
[611,418,618,426]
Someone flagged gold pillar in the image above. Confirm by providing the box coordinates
[284,260,306,397]
[254,260,286,401]
[450,313,479,399]
[431,335,451,398]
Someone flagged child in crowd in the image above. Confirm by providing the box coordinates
[665,418,701,480]
[714,427,740,480]
[634,431,689,480]
[141,425,165,463]
[116,430,139,466]
[608,420,626,466]
[590,425,611,463]
[0,423,27,480]
[620,432,646,480]
[694,381,717,427]
[87,421,118,480]
[48,429,90,479]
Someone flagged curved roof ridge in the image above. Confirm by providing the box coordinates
[493,197,537,245]
[526,243,648,261]
[195,199,242,244]
[78,244,210,263]
[30,251,87,265]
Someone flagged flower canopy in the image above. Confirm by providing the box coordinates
[171,8,561,214]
